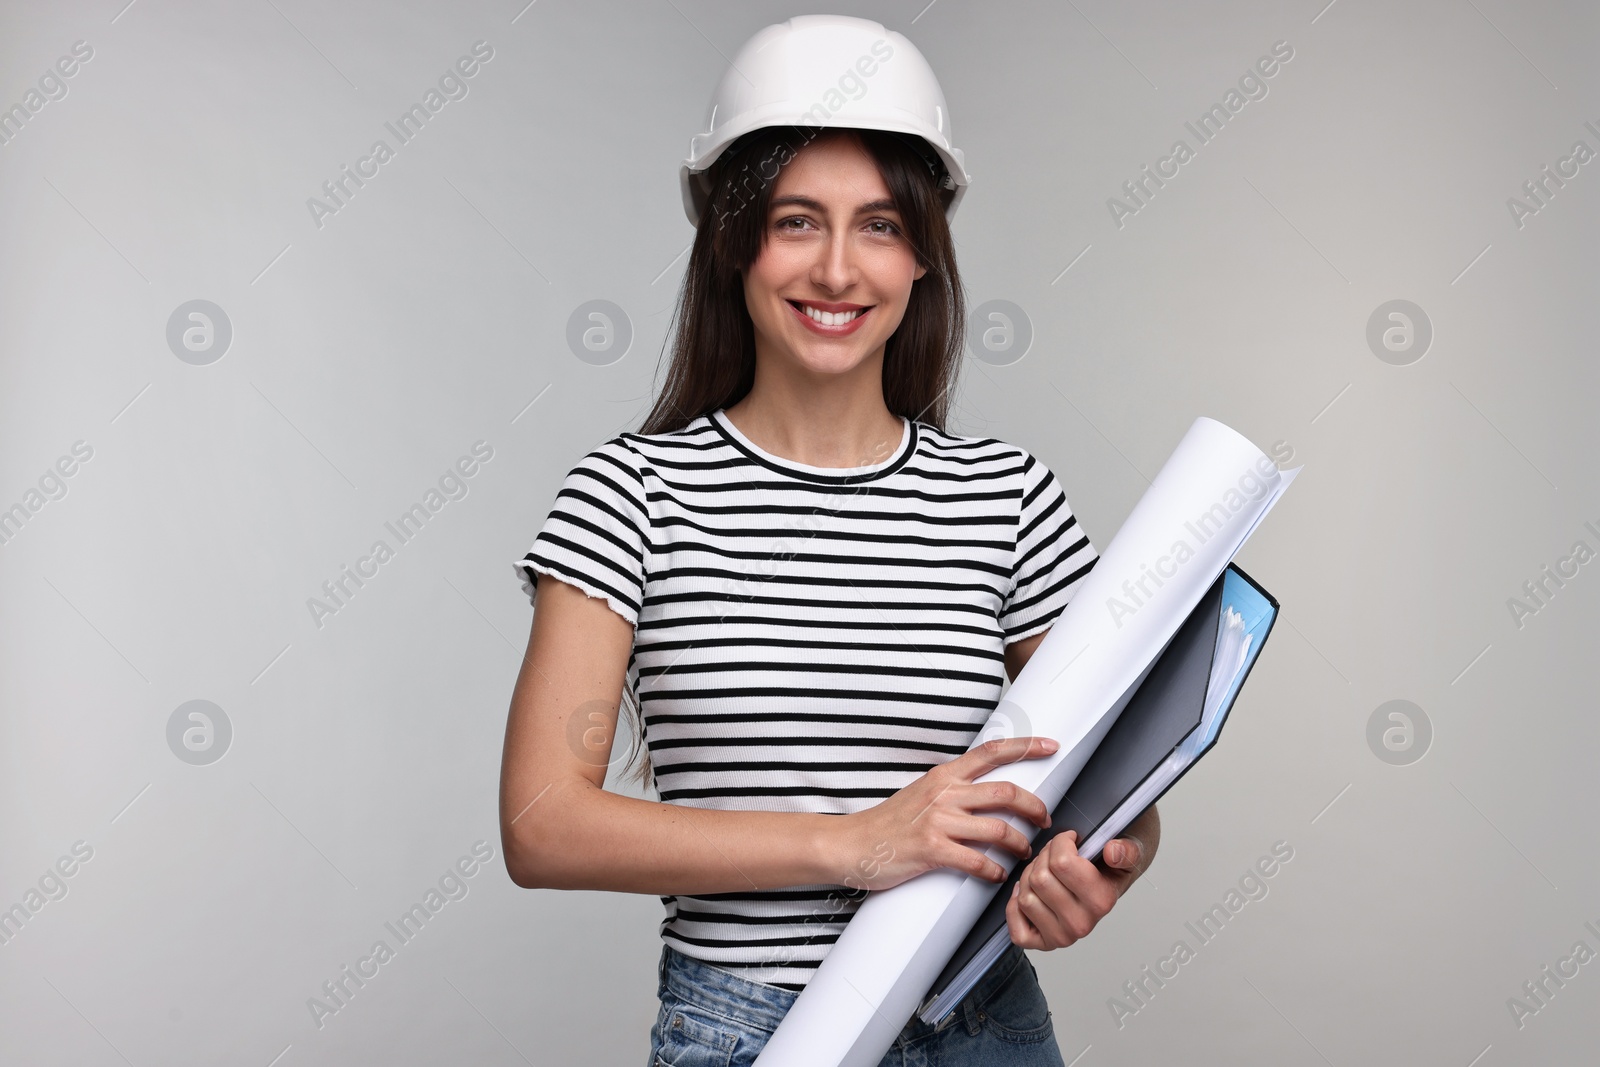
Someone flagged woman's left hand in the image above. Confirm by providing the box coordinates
[1005,808,1157,951]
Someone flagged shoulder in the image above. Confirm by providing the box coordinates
[608,415,725,473]
[564,415,719,481]
[913,421,1052,486]
[572,435,642,475]
[914,421,1033,465]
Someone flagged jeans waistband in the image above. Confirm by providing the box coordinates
[656,938,1029,1041]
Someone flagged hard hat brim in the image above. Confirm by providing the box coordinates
[679,115,970,229]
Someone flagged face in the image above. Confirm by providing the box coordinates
[742,134,927,384]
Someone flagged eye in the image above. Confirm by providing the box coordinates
[866,218,902,236]
[775,215,815,232]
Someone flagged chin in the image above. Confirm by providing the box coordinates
[787,338,882,376]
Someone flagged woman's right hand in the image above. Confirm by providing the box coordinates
[829,736,1059,893]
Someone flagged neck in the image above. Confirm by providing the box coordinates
[722,354,904,470]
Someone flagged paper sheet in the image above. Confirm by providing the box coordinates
[751,417,1301,1067]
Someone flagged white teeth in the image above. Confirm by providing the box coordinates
[799,304,865,327]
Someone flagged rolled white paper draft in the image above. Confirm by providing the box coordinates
[752,416,1301,1067]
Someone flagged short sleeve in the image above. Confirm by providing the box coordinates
[513,438,649,627]
[998,449,1098,643]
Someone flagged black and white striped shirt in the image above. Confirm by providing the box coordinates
[514,407,1098,991]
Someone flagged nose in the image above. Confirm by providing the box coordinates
[809,224,859,294]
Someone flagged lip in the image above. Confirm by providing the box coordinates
[787,299,873,336]
[792,299,866,313]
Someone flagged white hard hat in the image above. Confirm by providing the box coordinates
[680,14,971,228]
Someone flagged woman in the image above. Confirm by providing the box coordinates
[500,15,1160,1066]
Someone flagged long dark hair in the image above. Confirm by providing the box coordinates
[614,125,968,789]
[639,125,967,435]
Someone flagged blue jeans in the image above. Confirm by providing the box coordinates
[647,941,1066,1066]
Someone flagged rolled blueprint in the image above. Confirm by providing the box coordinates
[752,416,1301,1067]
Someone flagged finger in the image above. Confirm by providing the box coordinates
[1021,879,1095,946]
[1028,844,1102,941]
[1016,862,1074,948]
[1012,874,1052,951]
[1094,838,1145,898]
[943,841,1009,883]
[1104,835,1144,871]
[1046,837,1120,920]
[947,812,1034,861]
[1007,882,1043,950]
[1021,841,1075,913]
[955,736,1059,781]
[962,779,1051,830]
[1025,837,1066,895]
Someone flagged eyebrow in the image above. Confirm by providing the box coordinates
[769,194,901,216]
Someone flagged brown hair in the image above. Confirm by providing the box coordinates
[613,125,968,789]
[639,124,967,435]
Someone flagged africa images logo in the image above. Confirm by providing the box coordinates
[306,841,494,1029]
[305,441,494,629]
[1106,40,1295,229]
[305,41,495,230]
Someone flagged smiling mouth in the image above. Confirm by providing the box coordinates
[788,300,870,325]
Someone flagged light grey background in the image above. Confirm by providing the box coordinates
[1,1,1595,1064]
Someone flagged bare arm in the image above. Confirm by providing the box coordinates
[498,574,1058,895]
[499,575,840,893]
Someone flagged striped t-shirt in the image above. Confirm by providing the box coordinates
[514,407,1098,991]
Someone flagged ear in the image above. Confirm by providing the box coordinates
[913,262,928,282]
